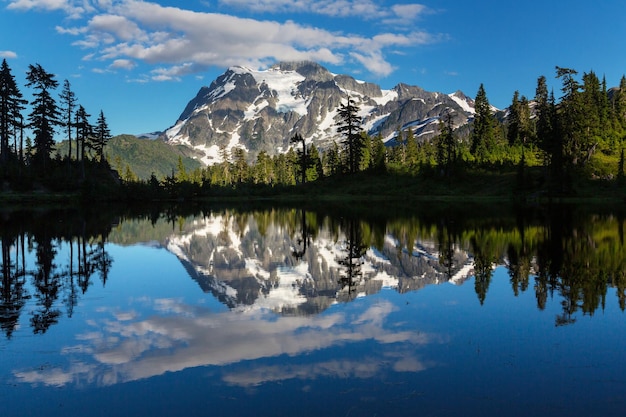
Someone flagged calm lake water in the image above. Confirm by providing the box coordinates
[1,203,625,416]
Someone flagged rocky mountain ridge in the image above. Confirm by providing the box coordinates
[162,61,479,165]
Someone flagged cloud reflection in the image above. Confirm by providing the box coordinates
[14,298,438,387]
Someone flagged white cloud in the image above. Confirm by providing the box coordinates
[55,25,87,35]
[218,0,429,22]
[383,3,430,25]
[150,63,196,81]
[109,59,135,70]
[11,0,443,79]
[7,0,94,19]
[0,50,18,58]
[89,14,147,42]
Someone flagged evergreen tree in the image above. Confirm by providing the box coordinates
[253,150,274,185]
[618,148,625,186]
[556,67,587,167]
[518,95,534,146]
[535,75,558,167]
[336,96,363,174]
[0,59,26,164]
[395,126,406,164]
[123,164,138,182]
[580,71,602,149]
[405,127,419,167]
[284,147,298,185]
[508,91,534,148]
[90,110,111,163]
[25,64,62,168]
[322,141,341,176]
[218,144,231,185]
[507,91,521,146]
[232,147,248,184]
[614,75,626,127]
[435,110,457,175]
[59,79,76,161]
[290,132,307,184]
[273,153,288,185]
[470,83,495,164]
[74,105,91,157]
[175,155,188,182]
[306,143,323,181]
[359,131,372,171]
[371,132,386,171]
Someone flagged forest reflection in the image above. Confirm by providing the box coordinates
[1,203,626,338]
[1,209,113,338]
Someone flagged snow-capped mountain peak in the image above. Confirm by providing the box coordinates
[163,61,477,166]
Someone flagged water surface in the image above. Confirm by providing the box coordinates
[1,205,625,416]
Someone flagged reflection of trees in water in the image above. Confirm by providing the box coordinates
[173,206,626,321]
[475,206,626,325]
[0,230,28,339]
[31,231,61,333]
[0,211,114,337]
[336,218,367,301]
[4,204,626,333]
[507,211,531,297]
[291,209,311,261]
[437,218,457,280]
[399,205,626,323]
[470,232,495,306]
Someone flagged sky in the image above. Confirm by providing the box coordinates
[1,0,626,137]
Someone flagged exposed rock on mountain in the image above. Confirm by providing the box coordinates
[164,213,473,316]
[163,61,478,165]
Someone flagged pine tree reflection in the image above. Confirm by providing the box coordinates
[291,208,310,261]
[507,212,531,296]
[0,230,29,339]
[30,231,61,334]
[436,217,461,281]
[336,218,367,301]
[469,233,495,305]
[0,209,115,337]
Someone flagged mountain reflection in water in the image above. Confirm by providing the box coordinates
[1,204,626,417]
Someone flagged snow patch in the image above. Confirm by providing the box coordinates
[448,93,475,114]
[247,67,308,116]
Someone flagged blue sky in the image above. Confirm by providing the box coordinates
[1,0,626,136]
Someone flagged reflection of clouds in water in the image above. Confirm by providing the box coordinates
[222,350,433,387]
[14,299,437,388]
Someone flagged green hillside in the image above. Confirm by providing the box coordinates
[54,134,202,180]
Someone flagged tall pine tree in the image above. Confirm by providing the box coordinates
[25,63,62,169]
[470,84,495,164]
[535,75,558,168]
[59,79,76,161]
[0,59,26,165]
[290,132,307,184]
[91,110,111,164]
[336,96,363,174]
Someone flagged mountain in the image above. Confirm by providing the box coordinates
[162,61,479,165]
[105,134,202,179]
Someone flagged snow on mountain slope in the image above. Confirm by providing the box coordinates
[163,61,478,166]
[448,91,476,114]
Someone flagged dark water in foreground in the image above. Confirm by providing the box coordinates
[1,204,625,416]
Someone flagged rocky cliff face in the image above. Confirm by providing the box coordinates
[163,61,477,165]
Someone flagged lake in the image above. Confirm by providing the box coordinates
[1,203,625,416]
